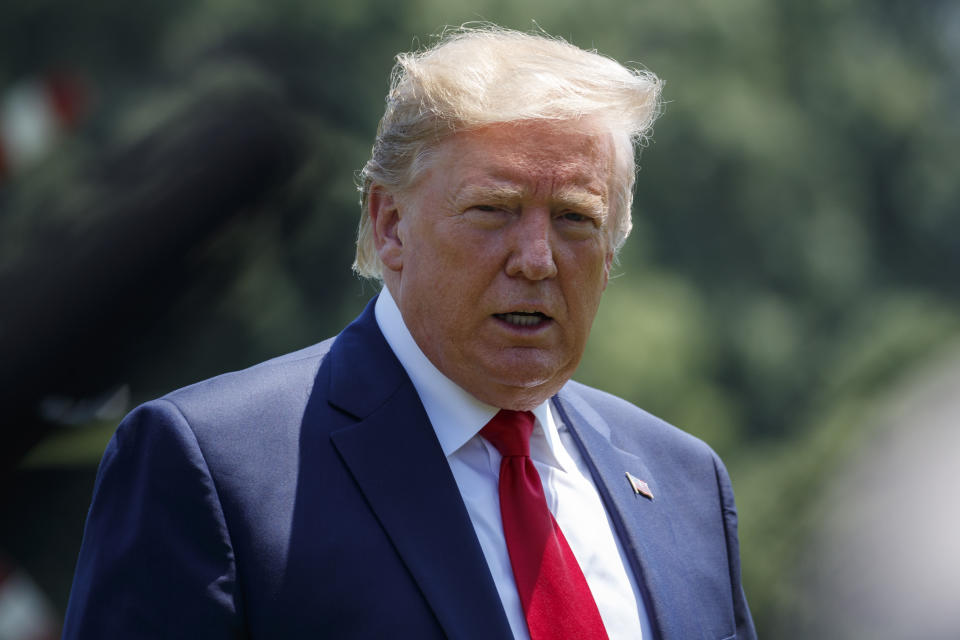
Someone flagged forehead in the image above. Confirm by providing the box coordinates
[428,121,615,200]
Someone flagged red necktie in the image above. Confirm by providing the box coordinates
[481,410,609,640]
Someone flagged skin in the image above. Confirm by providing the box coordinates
[370,120,616,410]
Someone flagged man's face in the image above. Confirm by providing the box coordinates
[374,120,616,410]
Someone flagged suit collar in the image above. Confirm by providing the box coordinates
[553,386,707,640]
[323,298,513,639]
[325,297,406,419]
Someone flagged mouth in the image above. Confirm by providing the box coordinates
[493,311,552,328]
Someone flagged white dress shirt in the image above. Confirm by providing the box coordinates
[375,288,652,640]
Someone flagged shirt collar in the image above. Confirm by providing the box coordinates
[374,287,567,471]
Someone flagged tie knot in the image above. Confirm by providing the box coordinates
[480,410,535,458]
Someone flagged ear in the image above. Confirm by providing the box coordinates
[368,184,404,272]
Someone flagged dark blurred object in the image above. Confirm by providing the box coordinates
[0,467,98,629]
[0,79,307,475]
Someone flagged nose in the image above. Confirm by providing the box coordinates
[505,209,558,281]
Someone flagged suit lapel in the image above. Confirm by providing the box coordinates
[553,389,705,640]
[323,300,512,640]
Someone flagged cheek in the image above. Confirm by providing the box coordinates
[434,225,502,273]
[569,241,609,279]
[564,249,609,317]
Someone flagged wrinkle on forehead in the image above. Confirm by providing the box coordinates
[443,121,613,202]
[467,122,613,172]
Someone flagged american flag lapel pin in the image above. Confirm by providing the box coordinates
[625,472,654,500]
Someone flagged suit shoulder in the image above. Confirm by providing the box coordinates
[162,338,334,413]
[559,379,718,460]
[106,337,336,457]
[105,338,338,491]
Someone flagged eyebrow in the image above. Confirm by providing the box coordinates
[454,185,607,216]
[454,185,525,205]
[553,187,607,217]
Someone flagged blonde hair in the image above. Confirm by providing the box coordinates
[354,24,662,279]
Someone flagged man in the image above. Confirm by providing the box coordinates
[64,26,755,639]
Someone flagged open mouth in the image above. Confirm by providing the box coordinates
[493,311,551,328]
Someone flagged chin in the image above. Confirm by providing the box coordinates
[485,359,556,388]
[481,366,571,410]
[492,380,572,410]
[455,349,578,408]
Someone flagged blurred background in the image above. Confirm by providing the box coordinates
[1,0,957,638]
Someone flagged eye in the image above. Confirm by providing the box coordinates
[559,210,601,227]
[463,204,512,229]
[555,209,604,240]
[561,212,590,223]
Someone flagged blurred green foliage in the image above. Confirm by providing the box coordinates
[2,0,958,635]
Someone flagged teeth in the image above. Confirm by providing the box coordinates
[498,312,546,327]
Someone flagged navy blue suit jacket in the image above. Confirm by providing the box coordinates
[64,298,756,639]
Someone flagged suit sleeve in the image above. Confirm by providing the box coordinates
[63,399,244,639]
[713,452,758,640]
